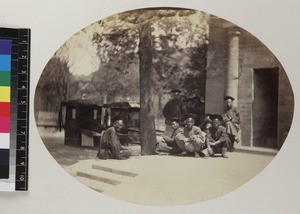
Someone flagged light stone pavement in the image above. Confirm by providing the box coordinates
[38,127,276,205]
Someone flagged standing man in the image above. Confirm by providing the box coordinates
[96,119,131,160]
[162,89,184,137]
[191,96,205,126]
[206,114,230,158]
[183,97,202,126]
[175,114,206,158]
[222,96,241,151]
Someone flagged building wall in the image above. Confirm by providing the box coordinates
[205,17,227,115]
[206,16,294,148]
[277,67,294,149]
[239,30,280,146]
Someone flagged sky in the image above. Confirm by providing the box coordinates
[55,22,101,76]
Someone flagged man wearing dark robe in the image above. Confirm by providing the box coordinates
[183,97,202,126]
[162,89,185,137]
[96,120,131,160]
[191,96,205,126]
[222,96,241,151]
[206,114,230,158]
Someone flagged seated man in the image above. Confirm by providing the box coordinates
[222,96,241,151]
[162,88,184,137]
[96,119,131,160]
[206,114,230,158]
[156,117,183,155]
[175,114,206,158]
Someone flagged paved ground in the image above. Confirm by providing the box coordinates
[38,127,276,206]
[38,127,141,166]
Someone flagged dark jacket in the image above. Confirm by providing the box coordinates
[162,99,184,125]
[97,126,122,159]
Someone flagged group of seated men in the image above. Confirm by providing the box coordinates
[96,112,237,160]
[159,88,241,158]
[96,90,240,160]
[156,113,230,158]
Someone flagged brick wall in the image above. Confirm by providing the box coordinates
[277,68,294,149]
[205,17,227,115]
[206,16,294,148]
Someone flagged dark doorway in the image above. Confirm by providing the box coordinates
[253,68,279,148]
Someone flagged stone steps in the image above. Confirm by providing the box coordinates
[77,171,122,185]
[75,176,105,193]
[91,164,138,177]
[75,164,139,193]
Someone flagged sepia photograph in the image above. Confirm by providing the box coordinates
[34,8,294,205]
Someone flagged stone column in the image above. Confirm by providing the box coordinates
[225,28,240,106]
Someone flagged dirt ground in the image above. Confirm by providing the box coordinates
[38,127,141,167]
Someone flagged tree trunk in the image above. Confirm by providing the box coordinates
[138,20,157,155]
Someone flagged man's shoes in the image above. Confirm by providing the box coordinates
[194,152,200,158]
[222,154,229,158]
[234,137,239,144]
[228,147,235,152]
[199,151,208,159]
[155,151,169,156]
[178,151,188,156]
[97,149,108,160]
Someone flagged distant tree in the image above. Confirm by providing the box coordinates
[152,11,208,110]
[91,16,140,103]
[89,59,140,103]
[35,57,75,112]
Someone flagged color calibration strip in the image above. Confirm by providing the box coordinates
[0,40,11,179]
[0,28,30,191]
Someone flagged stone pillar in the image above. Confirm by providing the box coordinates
[225,28,240,106]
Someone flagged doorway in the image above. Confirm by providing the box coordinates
[253,68,279,148]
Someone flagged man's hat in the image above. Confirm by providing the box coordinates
[185,97,194,102]
[185,113,197,120]
[170,88,181,93]
[192,96,202,102]
[210,114,223,121]
[112,116,123,124]
[224,96,235,101]
[170,116,181,122]
[205,113,212,117]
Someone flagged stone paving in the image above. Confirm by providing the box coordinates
[38,127,277,205]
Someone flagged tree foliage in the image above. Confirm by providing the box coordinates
[90,14,140,103]
[89,8,209,104]
[35,57,78,112]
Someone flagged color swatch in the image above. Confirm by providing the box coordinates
[0,28,30,191]
[0,39,11,179]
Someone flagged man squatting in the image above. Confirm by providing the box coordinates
[158,89,241,158]
[97,119,132,160]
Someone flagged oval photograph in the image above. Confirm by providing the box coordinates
[34,8,294,205]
